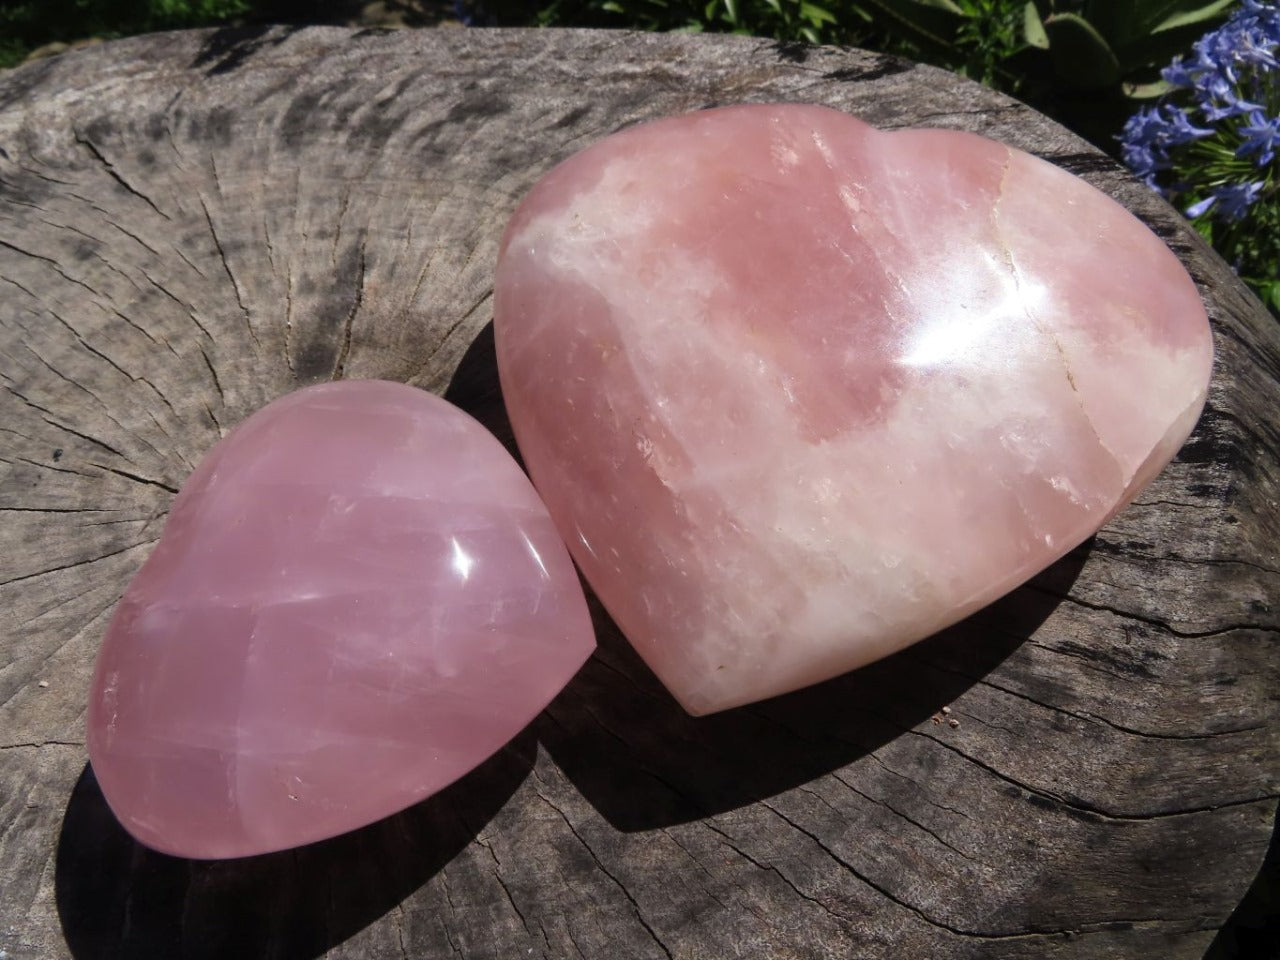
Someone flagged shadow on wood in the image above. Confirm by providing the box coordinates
[1205,801,1280,960]
[444,321,517,459]
[53,732,536,960]
[190,24,306,77]
[536,556,1086,833]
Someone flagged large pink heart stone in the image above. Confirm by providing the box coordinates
[87,381,594,859]
[494,103,1213,717]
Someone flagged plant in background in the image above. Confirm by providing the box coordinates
[1120,0,1279,312]
[467,0,874,44]
[470,1,1241,148]
[0,0,250,68]
[852,1,1239,145]
[1017,0,1237,92]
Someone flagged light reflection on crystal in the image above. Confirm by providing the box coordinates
[450,537,474,582]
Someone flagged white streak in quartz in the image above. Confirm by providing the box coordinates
[991,147,1212,500]
[989,148,1125,482]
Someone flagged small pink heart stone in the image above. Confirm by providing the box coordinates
[494,103,1213,716]
[87,381,594,858]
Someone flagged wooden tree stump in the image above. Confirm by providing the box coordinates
[1,25,1277,960]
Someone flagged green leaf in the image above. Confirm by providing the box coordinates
[1113,17,1230,73]
[800,1,837,25]
[859,0,967,55]
[1023,1,1049,49]
[1044,12,1121,88]
[1085,0,1233,47]
[723,0,739,24]
[1151,0,1234,33]
[1122,78,1174,99]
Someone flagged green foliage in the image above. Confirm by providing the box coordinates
[1202,202,1280,314]
[833,0,1240,143]
[480,0,874,44]
[1021,0,1237,89]
[853,1,1022,84]
[478,0,1239,145]
[1003,1,1238,141]
[0,0,250,67]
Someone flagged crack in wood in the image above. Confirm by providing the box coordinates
[0,272,40,302]
[62,188,164,257]
[927,658,1268,743]
[862,751,978,822]
[108,306,181,359]
[703,818,859,925]
[0,506,123,514]
[910,729,1280,822]
[393,904,410,960]
[476,835,535,940]
[284,263,296,379]
[531,779,677,960]
[90,462,178,495]
[0,236,102,300]
[2,452,98,480]
[0,740,84,751]
[1031,583,1280,640]
[139,269,216,348]
[5,382,127,460]
[828,770,980,863]
[331,239,365,381]
[198,192,260,351]
[0,538,154,588]
[73,132,171,222]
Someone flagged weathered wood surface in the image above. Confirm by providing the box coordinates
[0,25,1277,960]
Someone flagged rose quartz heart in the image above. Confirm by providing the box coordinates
[87,381,594,858]
[493,103,1212,716]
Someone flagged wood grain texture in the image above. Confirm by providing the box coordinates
[0,25,1277,960]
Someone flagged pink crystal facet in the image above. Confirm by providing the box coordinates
[494,104,1213,717]
[87,381,595,859]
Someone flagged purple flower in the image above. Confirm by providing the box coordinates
[1185,195,1218,218]
[1120,107,1172,187]
[1215,181,1267,221]
[1118,103,1213,190]
[1164,108,1215,145]
[1239,109,1280,164]
[1187,182,1267,222]
[1162,3,1279,119]
[1123,1,1277,233]
[1162,58,1199,89]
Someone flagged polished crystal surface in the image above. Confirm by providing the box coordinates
[87,380,595,859]
[494,103,1213,716]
